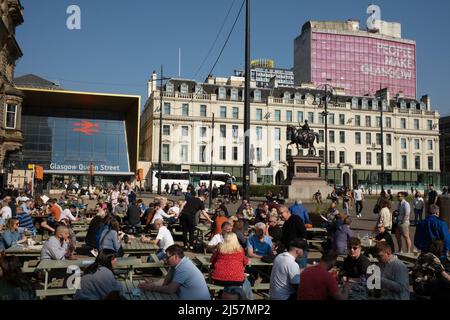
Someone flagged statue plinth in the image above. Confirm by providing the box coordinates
[285,155,333,201]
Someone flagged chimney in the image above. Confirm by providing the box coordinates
[148,71,157,98]
[206,74,215,84]
[421,95,431,111]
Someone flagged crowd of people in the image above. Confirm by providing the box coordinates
[0,181,449,301]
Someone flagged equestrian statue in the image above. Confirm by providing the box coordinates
[287,120,319,156]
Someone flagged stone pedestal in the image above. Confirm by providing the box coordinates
[285,155,333,201]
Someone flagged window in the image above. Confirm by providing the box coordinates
[232,146,238,161]
[339,151,345,164]
[318,113,324,124]
[275,110,281,122]
[166,83,174,93]
[199,145,206,162]
[401,155,407,169]
[387,153,392,166]
[428,140,433,150]
[400,138,406,149]
[232,107,239,119]
[256,127,262,140]
[329,131,335,143]
[232,125,239,139]
[366,152,372,165]
[355,132,361,144]
[181,126,189,137]
[220,106,227,118]
[329,151,335,164]
[319,130,324,143]
[414,139,420,150]
[286,149,292,158]
[355,152,361,165]
[286,127,292,141]
[162,144,170,161]
[256,147,262,161]
[220,146,226,160]
[386,117,392,128]
[355,115,361,126]
[318,150,324,161]
[5,104,17,129]
[220,125,226,138]
[400,100,406,109]
[428,156,433,170]
[376,133,382,145]
[180,145,188,162]
[182,103,189,116]
[163,102,171,115]
[286,111,292,122]
[308,112,314,123]
[339,114,345,125]
[376,153,382,166]
[328,113,335,125]
[218,87,226,99]
[275,148,281,161]
[180,83,188,94]
[386,134,392,146]
[400,118,406,129]
[256,109,263,120]
[162,125,170,136]
[283,91,291,100]
[274,128,281,140]
[339,131,345,143]
[199,127,207,138]
[376,116,381,127]
[254,90,261,102]
[415,156,421,170]
[372,100,379,110]
[414,119,419,130]
[366,133,371,145]
[362,99,368,109]
[230,88,238,101]
[351,98,358,108]
[427,120,433,130]
[297,111,304,123]
[365,116,371,127]
[200,105,207,117]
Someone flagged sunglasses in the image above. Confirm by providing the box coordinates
[348,246,360,251]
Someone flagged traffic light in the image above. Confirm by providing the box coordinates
[35,165,44,180]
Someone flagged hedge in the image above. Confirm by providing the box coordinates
[249,185,288,197]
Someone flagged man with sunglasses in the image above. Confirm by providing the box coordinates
[341,237,370,279]
[138,244,210,300]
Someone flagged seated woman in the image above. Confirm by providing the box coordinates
[210,232,252,300]
[98,219,123,256]
[0,255,35,300]
[2,218,27,249]
[74,249,124,300]
[332,216,353,255]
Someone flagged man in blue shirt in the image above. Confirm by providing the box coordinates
[414,204,450,253]
[288,200,311,225]
[247,222,273,258]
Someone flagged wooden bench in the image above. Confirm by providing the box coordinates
[36,288,76,299]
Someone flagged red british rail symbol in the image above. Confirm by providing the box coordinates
[73,120,99,135]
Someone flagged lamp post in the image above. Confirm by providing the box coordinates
[208,112,215,209]
[243,0,251,200]
[379,97,385,192]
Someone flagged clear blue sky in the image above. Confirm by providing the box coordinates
[15,0,450,116]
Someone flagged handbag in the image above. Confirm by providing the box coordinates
[373,203,381,214]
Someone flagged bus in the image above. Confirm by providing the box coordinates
[151,171,231,193]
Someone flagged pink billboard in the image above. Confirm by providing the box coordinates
[311,32,416,98]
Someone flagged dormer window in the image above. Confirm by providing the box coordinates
[420,102,426,110]
[400,100,407,109]
[351,97,358,108]
[362,99,368,109]
[230,88,238,101]
[166,82,174,93]
[372,100,378,110]
[283,91,291,100]
[254,89,261,102]
[218,87,226,99]
[382,100,388,111]
[180,83,188,94]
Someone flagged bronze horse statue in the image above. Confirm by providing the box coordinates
[287,125,319,156]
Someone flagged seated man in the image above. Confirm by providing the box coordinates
[341,237,370,279]
[40,225,70,260]
[376,241,410,300]
[207,221,233,252]
[138,244,211,300]
[144,218,174,261]
[247,222,273,259]
[269,239,308,300]
[374,223,395,253]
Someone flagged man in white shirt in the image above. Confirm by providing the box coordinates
[59,204,78,222]
[151,218,174,261]
[207,221,233,252]
[353,186,364,218]
[269,239,308,300]
[1,199,12,221]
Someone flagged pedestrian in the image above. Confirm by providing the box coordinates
[412,191,425,226]
[353,186,364,218]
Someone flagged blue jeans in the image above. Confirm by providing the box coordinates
[223,279,253,300]
[296,250,309,269]
[414,208,423,224]
[147,250,166,262]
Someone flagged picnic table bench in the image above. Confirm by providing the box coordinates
[121,238,159,255]
[121,278,178,300]
[5,244,42,258]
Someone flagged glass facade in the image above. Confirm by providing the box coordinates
[311,32,416,98]
[21,115,130,174]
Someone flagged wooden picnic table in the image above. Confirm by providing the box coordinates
[395,252,419,264]
[121,238,159,255]
[121,278,178,300]
[5,244,42,258]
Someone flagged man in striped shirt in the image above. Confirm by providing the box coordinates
[16,205,36,234]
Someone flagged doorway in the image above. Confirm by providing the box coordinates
[275,170,285,185]
[343,172,350,189]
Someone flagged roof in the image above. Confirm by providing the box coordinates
[14,74,60,90]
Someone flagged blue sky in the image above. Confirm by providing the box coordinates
[15,0,450,115]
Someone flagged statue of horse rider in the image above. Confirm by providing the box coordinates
[299,120,311,148]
